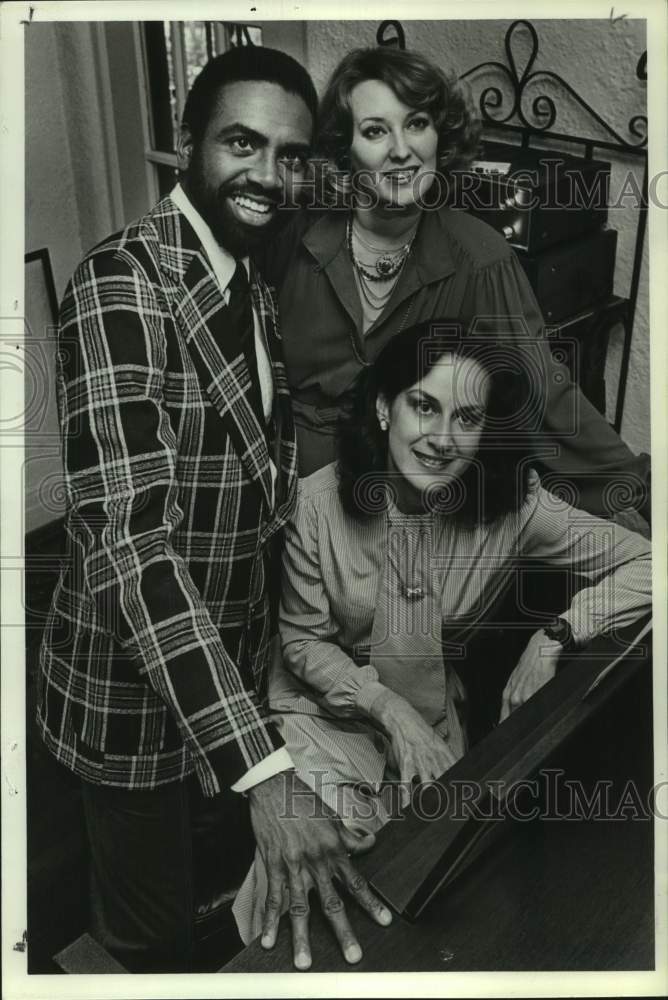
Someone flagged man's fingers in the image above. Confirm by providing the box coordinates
[338,857,393,929]
[313,866,362,965]
[260,867,286,949]
[287,868,312,971]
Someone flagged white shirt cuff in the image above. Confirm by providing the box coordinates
[230,747,295,794]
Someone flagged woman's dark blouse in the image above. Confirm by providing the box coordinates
[257,206,649,517]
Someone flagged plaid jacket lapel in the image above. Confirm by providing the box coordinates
[248,262,298,524]
[160,204,274,509]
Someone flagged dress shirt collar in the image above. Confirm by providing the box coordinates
[171,183,248,292]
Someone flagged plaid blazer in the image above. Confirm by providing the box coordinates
[37,196,298,795]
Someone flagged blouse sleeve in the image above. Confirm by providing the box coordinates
[279,490,384,716]
[520,482,652,644]
[464,251,650,519]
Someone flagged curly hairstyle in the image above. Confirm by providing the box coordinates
[337,319,536,524]
[182,46,318,145]
[316,46,481,178]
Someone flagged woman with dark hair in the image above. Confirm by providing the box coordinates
[336,320,536,525]
[260,45,649,521]
[233,319,651,942]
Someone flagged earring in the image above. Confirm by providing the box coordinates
[379,418,389,431]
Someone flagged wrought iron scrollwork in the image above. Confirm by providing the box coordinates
[372,16,648,429]
[377,20,406,50]
[459,19,647,149]
[636,51,647,80]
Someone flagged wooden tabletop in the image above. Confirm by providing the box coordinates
[222,631,654,974]
[224,807,653,973]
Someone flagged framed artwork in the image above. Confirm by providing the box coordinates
[25,248,59,335]
[24,248,64,534]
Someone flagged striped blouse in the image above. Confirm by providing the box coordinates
[271,463,652,718]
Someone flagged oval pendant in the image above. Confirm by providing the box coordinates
[376,254,397,277]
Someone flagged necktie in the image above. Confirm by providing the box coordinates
[227,261,264,426]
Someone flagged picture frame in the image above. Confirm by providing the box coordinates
[23,247,64,535]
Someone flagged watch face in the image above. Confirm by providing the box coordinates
[546,618,571,644]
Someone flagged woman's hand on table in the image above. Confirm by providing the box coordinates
[248,770,392,970]
[365,688,458,804]
[499,629,562,722]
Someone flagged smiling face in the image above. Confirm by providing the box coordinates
[178,79,312,256]
[377,352,490,512]
[348,78,439,211]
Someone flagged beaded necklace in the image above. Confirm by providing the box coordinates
[345,214,420,365]
[348,216,417,281]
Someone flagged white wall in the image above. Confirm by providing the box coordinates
[25,22,150,531]
[26,24,85,298]
[25,24,82,532]
[303,18,650,456]
[26,22,145,296]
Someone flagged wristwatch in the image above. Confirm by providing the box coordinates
[543,616,576,652]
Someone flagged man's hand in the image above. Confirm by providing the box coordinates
[499,629,562,722]
[248,771,392,970]
[366,688,459,806]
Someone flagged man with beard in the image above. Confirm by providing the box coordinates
[37,47,391,974]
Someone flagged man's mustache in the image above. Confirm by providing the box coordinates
[218,183,282,207]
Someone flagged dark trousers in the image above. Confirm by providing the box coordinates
[80,774,253,973]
